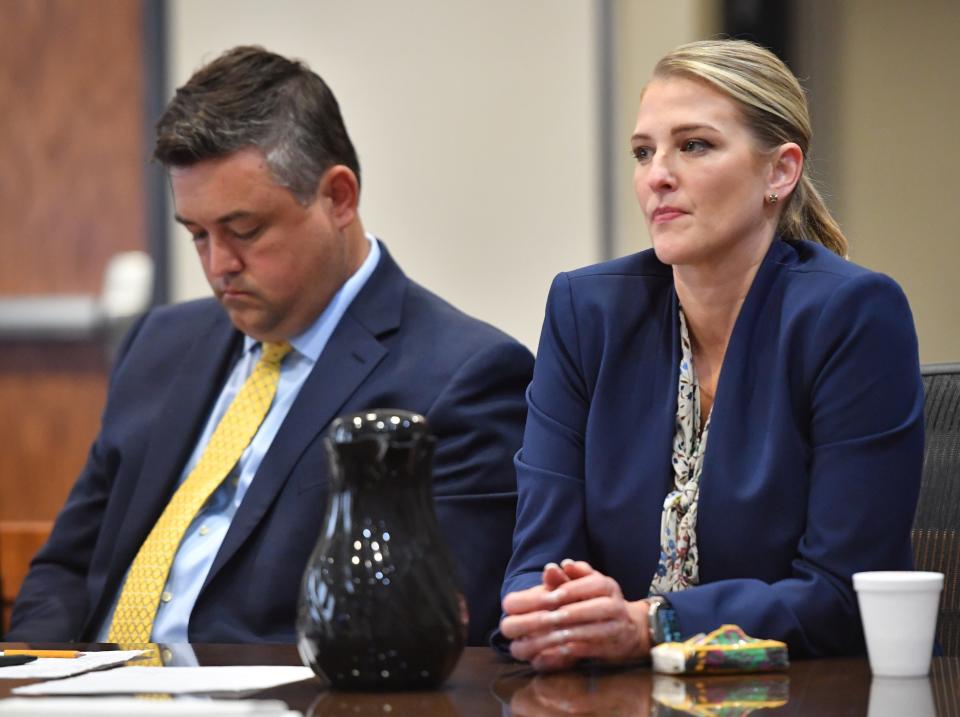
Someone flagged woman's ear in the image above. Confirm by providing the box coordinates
[768,142,803,201]
[316,165,359,229]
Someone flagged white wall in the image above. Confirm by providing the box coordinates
[832,0,960,363]
[795,0,960,363]
[168,0,706,351]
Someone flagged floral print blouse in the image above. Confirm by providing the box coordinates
[650,306,711,595]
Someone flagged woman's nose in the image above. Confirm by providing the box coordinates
[646,153,677,192]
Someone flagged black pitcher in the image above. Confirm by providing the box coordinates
[297,409,467,690]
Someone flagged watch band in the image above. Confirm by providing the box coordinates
[647,595,681,645]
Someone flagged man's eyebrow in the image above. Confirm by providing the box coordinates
[631,123,720,142]
[174,210,254,226]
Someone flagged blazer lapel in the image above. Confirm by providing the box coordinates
[697,239,792,541]
[708,238,791,419]
[203,241,406,587]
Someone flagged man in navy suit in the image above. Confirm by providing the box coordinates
[8,46,533,647]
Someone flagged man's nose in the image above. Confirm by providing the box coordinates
[206,235,243,277]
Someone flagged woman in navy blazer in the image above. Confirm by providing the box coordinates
[499,40,924,670]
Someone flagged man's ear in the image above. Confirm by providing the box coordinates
[768,142,803,201]
[317,165,359,229]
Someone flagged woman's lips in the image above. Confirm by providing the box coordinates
[652,206,688,223]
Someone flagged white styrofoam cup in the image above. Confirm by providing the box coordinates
[853,571,943,677]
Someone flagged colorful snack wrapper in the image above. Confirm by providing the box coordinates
[651,624,789,674]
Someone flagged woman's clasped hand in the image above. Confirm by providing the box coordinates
[500,560,652,672]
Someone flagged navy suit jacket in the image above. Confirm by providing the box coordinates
[503,239,924,658]
[10,243,534,646]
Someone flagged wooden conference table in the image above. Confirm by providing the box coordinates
[0,644,957,715]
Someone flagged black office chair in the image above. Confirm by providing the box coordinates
[912,363,960,657]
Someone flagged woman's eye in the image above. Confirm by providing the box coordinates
[681,139,710,153]
[631,146,651,162]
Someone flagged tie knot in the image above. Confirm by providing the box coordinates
[260,341,292,366]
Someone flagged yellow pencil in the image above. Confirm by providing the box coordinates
[2,649,81,659]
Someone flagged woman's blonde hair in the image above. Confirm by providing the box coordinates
[653,39,847,257]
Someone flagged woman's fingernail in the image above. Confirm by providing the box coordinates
[544,562,560,571]
[547,589,565,603]
[560,558,574,567]
[548,610,568,624]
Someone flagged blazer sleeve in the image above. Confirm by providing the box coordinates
[502,274,593,598]
[425,338,534,646]
[5,313,150,641]
[667,271,925,657]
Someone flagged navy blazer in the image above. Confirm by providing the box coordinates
[10,243,534,646]
[503,239,924,658]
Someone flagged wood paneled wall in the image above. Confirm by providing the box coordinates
[0,0,146,294]
[0,0,150,630]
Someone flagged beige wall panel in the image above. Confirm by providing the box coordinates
[835,0,960,363]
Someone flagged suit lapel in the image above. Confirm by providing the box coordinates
[202,242,406,587]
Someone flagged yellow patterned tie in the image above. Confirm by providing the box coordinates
[107,341,293,643]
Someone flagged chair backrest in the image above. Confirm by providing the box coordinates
[0,521,52,636]
[913,363,960,656]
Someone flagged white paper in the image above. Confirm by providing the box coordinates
[13,666,317,696]
[0,651,149,680]
[0,697,301,716]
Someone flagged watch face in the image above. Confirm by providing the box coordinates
[656,607,681,644]
[648,596,679,645]
[653,613,667,644]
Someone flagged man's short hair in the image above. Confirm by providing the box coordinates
[155,45,361,204]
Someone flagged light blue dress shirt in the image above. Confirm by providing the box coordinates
[98,235,380,643]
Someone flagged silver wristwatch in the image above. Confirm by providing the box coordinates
[647,595,678,645]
